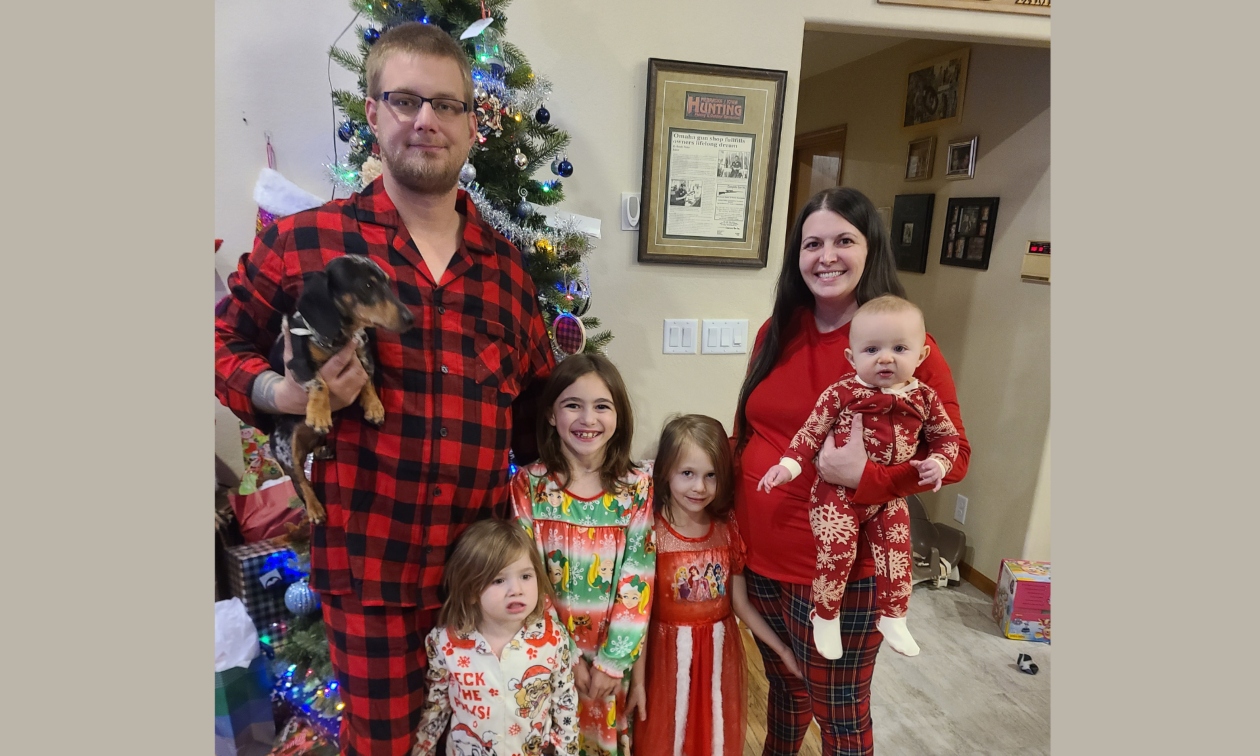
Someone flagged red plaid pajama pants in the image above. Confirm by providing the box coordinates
[744,569,882,756]
[320,592,437,756]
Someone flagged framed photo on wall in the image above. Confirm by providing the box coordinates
[940,196,1000,270]
[891,193,936,274]
[905,136,936,181]
[945,136,978,179]
[877,0,1050,18]
[903,47,970,130]
[638,58,788,268]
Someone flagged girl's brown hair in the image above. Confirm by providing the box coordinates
[536,353,638,494]
[438,519,554,634]
[652,414,734,521]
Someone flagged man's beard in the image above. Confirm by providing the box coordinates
[381,143,464,195]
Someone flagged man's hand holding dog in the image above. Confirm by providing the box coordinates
[252,325,369,416]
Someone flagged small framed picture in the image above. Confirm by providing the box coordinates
[905,136,936,181]
[890,193,936,274]
[945,136,978,180]
[940,196,999,270]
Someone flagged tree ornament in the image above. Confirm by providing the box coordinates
[285,579,321,616]
[337,121,354,142]
[550,157,562,176]
[364,27,380,44]
[515,188,533,218]
[513,149,529,169]
[569,278,592,316]
[357,124,373,142]
[459,161,477,185]
[551,312,587,358]
[557,158,574,178]
[474,85,488,103]
[534,238,555,258]
[535,106,550,124]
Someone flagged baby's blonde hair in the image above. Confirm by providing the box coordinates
[852,294,926,333]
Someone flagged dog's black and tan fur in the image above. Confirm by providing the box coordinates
[268,255,414,524]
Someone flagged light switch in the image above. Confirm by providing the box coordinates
[663,319,698,354]
[701,319,749,354]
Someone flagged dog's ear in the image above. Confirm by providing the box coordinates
[296,271,345,338]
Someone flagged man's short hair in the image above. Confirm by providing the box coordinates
[365,22,474,106]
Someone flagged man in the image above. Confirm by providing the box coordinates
[214,22,555,756]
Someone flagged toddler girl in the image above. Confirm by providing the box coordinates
[412,518,578,756]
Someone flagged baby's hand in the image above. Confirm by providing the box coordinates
[757,465,792,493]
[910,459,945,492]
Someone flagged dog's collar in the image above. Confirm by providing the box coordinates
[288,311,340,351]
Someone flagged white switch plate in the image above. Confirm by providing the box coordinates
[954,494,968,524]
[701,319,748,354]
[662,319,697,354]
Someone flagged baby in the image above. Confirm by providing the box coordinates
[758,295,961,659]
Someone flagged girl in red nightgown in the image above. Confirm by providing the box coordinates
[628,415,804,756]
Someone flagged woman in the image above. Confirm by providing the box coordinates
[732,187,970,755]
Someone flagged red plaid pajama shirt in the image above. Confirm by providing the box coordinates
[214,181,556,756]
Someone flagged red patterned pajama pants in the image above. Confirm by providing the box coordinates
[809,487,913,622]
[320,592,437,756]
[745,569,882,756]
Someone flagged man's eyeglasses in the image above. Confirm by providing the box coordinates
[380,92,470,120]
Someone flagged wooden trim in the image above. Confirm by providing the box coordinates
[959,561,996,597]
[785,124,847,226]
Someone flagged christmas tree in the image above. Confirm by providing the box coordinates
[269,0,610,741]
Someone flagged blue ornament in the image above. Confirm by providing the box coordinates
[357,125,373,142]
[337,121,353,142]
[535,107,550,125]
[364,27,380,44]
[490,62,506,79]
[516,199,534,218]
[285,579,321,616]
[557,159,574,178]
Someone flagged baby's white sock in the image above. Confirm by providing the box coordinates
[812,611,844,660]
[876,615,920,656]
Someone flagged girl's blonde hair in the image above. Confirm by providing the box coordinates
[438,519,554,634]
[652,414,735,520]
[536,353,638,494]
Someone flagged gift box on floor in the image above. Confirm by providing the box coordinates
[216,655,276,756]
[992,559,1051,643]
[225,539,299,647]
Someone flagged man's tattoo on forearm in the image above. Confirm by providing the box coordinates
[251,371,284,414]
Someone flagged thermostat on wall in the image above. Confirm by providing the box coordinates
[1021,240,1050,284]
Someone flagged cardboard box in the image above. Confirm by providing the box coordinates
[992,559,1050,643]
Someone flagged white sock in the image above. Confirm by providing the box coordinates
[812,610,844,660]
[877,615,920,657]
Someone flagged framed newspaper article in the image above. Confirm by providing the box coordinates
[638,59,787,268]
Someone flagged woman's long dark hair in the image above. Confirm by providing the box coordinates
[733,187,905,452]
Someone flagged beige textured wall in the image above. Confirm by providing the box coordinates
[1023,425,1051,562]
[796,41,1050,579]
[214,0,1050,549]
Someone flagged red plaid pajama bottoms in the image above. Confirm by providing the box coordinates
[744,569,882,756]
[320,592,437,756]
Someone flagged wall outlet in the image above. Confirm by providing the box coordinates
[954,494,968,524]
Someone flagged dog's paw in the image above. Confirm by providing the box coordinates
[306,499,327,525]
[307,412,333,435]
[362,397,386,426]
[314,446,335,460]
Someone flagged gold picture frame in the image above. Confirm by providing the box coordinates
[902,47,971,130]
[638,58,788,268]
[905,136,936,181]
[878,0,1049,18]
